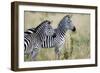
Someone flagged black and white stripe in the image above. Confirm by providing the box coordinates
[24,20,54,54]
[41,35,55,48]
[24,15,76,60]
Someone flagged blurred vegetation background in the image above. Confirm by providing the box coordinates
[24,11,90,61]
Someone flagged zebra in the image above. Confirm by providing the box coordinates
[40,15,76,60]
[24,20,55,59]
[25,15,76,60]
[53,15,76,59]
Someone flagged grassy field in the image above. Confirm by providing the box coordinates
[24,11,90,61]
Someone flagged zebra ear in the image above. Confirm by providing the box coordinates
[66,14,72,18]
[65,15,72,19]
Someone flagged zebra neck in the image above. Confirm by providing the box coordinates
[57,26,67,36]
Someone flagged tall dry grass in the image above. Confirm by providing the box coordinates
[24,11,90,61]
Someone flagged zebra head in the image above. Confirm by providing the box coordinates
[44,21,54,36]
[36,20,55,36]
[59,15,76,32]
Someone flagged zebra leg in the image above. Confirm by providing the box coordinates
[31,48,39,61]
[31,51,38,61]
[55,48,61,60]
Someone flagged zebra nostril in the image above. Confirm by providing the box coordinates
[72,26,76,32]
[48,21,51,24]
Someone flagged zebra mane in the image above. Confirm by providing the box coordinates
[58,15,71,27]
[34,20,50,32]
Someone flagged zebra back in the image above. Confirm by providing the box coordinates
[24,20,55,54]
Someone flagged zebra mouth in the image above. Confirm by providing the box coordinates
[47,21,51,24]
[72,26,76,32]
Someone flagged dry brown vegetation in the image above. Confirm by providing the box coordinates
[24,11,90,61]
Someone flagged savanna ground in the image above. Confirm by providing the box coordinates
[24,11,90,61]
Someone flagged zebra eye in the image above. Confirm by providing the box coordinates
[67,20,71,23]
[67,21,70,23]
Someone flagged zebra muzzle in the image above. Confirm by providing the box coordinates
[72,26,76,32]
